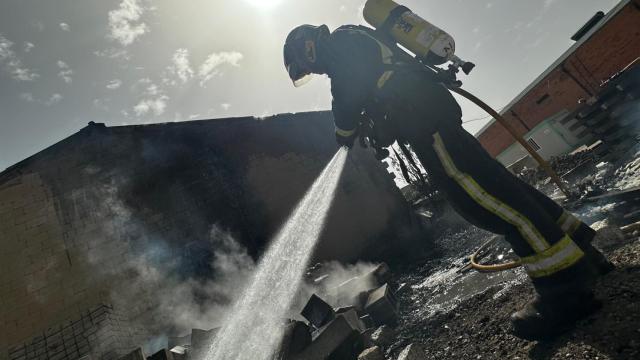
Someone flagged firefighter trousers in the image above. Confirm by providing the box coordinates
[405,122,597,290]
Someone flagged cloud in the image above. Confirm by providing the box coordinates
[132,78,161,96]
[108,0,149,46]
[57,60,73,83]
[544,0,555,9]
[20,93,35,102]
[20,92,62,105]
[94,48,130,61]
[46,93,63,105]
[198,51,243,86]
[145,84,160,95]
[134,95,169,116]
[168,48,193,83]
[23,42,34,53]
[0,34,39,81]
[106,79,123,90]
[221,103,231,110]
[93,98,110,111]
[59,23,70,31]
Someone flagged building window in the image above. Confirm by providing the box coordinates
[536,94,550,105]
[527,137,541,151]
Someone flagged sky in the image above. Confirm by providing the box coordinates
[0,0,621,171]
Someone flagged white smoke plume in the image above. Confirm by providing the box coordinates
[70,172,382,355]
[70,180,255,344]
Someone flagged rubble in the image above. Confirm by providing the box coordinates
[189,327,219,358]
[113,262,401,360]
[119,348,145,360]
[148,349,174,360]
[292,314,363,360]
[339,309,367,332]
[593,225,627,250]
[275,321,312,360]
[369,325,396,348]
[357,346,385,360]
[396,343,426,360]
[169,346,187,360]
[364,284,399,326]
[168,334,190,349]
[291,263,400,359]
[301,294,336,329]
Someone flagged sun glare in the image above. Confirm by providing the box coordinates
[245,0,283,8]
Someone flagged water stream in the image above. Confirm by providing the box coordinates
[206,148,348,360]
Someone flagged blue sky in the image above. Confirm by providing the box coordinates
[0,0,620,170]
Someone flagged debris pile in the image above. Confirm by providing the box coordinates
[276,262,424,360]
[516,148,599,189]
[116,263,429,360]
[514,143,640,201]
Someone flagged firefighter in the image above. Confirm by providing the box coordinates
[283,24,614,340]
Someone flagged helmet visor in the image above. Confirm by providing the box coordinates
[284,39,312,86]
[293,73,313,87]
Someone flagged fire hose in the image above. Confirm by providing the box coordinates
[468,236,521,273]
[469,223,640,273]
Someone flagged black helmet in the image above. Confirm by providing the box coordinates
[283,24,329,87]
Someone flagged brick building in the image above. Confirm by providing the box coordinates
[476,0,640,166]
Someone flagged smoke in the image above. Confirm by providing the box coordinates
[299,261,379,310]
[69,167,382,356]
[116,226,256,332]
[69,178,257,352]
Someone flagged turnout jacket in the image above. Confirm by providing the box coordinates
[320,25,462,144]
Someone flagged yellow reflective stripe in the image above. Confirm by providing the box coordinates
[335,127,356,137]
[432,132,551,253]
[520,235,584,278]
[557,211,581,235]
[377,70,394,89]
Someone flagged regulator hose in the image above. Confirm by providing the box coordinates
[470,236,521,272]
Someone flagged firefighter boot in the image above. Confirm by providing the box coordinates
[510,290,602,341]
[510,262,602,341]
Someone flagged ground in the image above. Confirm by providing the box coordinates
[390,234,640,359]
[377,144,640,359]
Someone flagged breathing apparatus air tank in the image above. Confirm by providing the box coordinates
[363,0,475,74]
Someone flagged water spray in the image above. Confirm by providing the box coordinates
[205,148,348,360]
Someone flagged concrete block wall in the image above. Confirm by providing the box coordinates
[0,173,97,356]
[7,305,145,360]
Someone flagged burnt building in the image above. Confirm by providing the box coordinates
[0,111,422,360]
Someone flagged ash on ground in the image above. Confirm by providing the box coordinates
[382,142,640,360]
